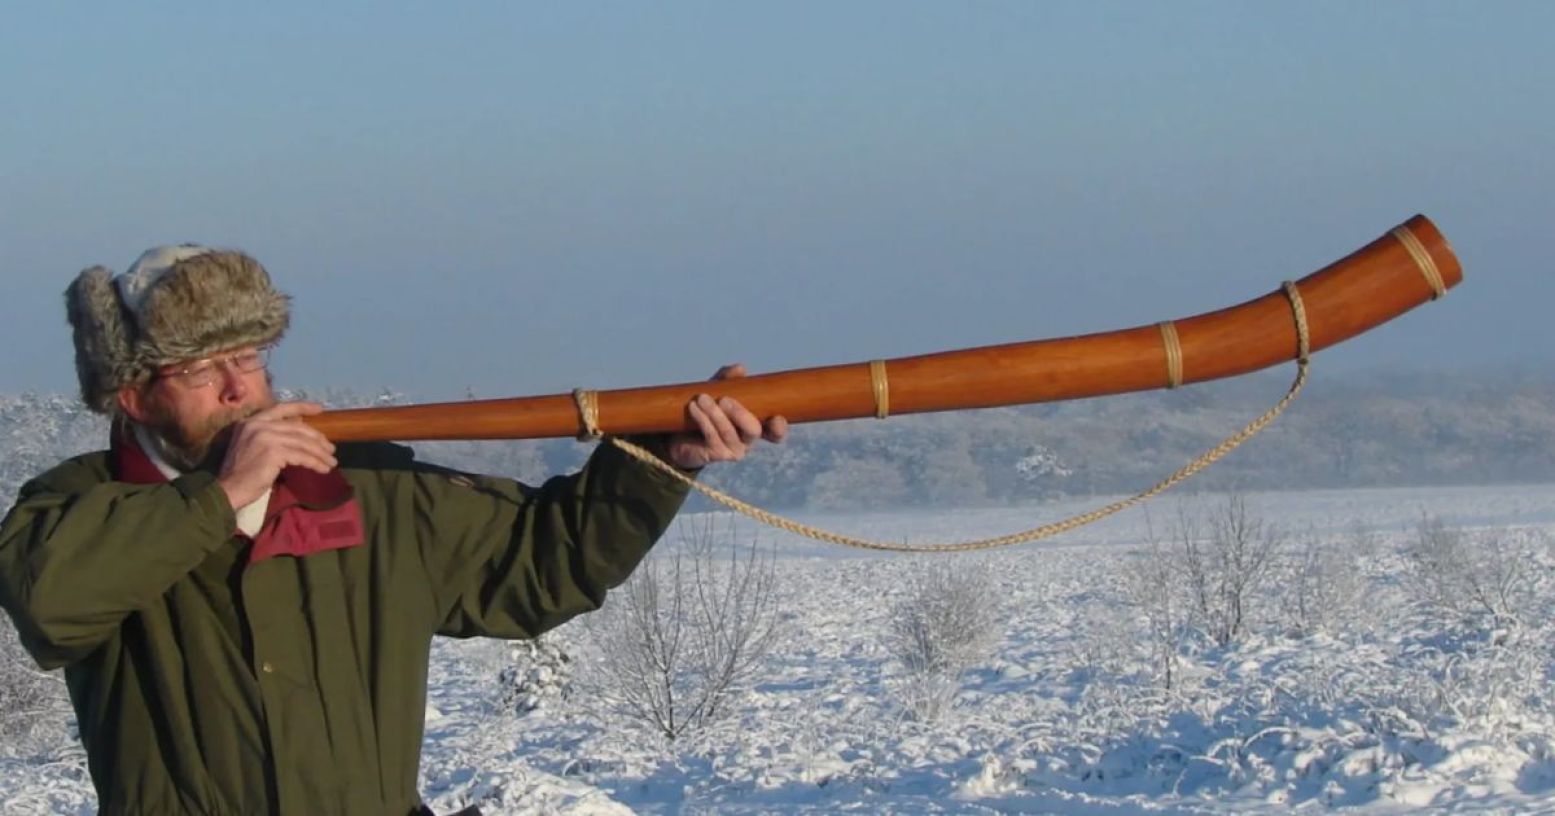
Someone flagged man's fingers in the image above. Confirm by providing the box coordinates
[700,396,743,454]
[695,395,748,458]
[271,436,338,473]
[718,397,763,445]
[230,420,338,475]
[244,420,336,454]
[278,450,337,474]
[216,404,338,505]
[250,401,325,422]
[668,373,787,469]
[711,363,746,381]
[666,366,787,469]
[698,395,748,454]
[686,399,730,459]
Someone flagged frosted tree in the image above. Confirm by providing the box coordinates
[0,625,71,758]
[1176,494,1279,648]
[1121,537,1193,690]
[581,515,781,742]
[1014,443,1072,499]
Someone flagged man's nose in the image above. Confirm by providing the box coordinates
[215,361,250,403]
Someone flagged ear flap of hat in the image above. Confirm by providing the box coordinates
[65,266,138,415]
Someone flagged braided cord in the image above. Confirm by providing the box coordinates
[599,282,1312,553]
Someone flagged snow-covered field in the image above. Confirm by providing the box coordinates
[5,484,1555,814]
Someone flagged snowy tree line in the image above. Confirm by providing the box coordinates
[3,365,1553,514]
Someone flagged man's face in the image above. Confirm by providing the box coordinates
[119,345,277,470]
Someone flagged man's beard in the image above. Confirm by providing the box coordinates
[146,402,268,472]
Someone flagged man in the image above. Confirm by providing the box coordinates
[0,245,787,815]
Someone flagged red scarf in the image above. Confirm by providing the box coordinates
[110,426,365,564]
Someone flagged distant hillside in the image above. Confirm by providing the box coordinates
[5,365,1553,511]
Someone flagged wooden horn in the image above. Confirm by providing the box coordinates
[305,215,1460,442]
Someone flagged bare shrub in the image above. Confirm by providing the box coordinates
[1120,533,1193,690]
[582,515,780,742]
[1276,527,1366,638]
[1178,493,1280,648]
[1404,516,1546,626]
[885,562,1003,723]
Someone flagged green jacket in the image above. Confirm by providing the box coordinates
[0,435,691,815]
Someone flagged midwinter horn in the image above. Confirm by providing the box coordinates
[305,215,1461,442]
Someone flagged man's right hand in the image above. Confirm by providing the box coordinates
[216,401,338,509]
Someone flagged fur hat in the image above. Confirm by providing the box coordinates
[66,244,291,414]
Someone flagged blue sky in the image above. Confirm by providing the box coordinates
[2,2,1551,400]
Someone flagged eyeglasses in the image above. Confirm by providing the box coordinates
[155,346,272,389]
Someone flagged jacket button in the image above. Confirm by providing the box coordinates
[261,661,275,674]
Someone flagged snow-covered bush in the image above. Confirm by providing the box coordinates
[885,561,1003,723]
[1403,516,1548,626]
[497,635,573,715]
[1274,527,1367,638]
[1382,630,1555,743]
[580,514,780,742]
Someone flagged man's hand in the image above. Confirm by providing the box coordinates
[664,364,788,470]
[216,401,338,509]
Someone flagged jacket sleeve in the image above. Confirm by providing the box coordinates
[0,459,237,669]
[413,436,694,640]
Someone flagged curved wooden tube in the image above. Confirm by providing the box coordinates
[306,215,1461,442]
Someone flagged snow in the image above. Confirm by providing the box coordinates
[5,483,1555,814]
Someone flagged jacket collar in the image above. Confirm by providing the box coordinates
[110,422,364,563]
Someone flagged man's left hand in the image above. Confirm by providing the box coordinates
[665,363,788,470]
